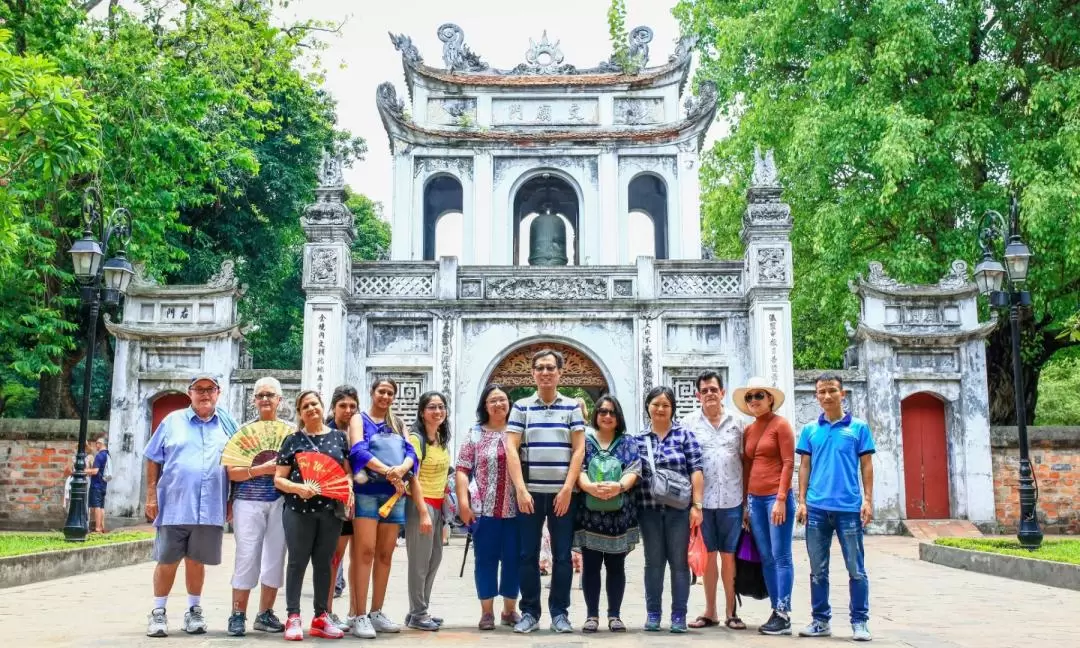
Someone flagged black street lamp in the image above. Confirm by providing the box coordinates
[62,187,134,542]
[972,196,1042,550]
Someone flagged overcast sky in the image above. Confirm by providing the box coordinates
[276,0,688,216]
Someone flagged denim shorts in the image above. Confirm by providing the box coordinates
[355,492,405,525]
[701,504,743,553]
[88,487,106,509]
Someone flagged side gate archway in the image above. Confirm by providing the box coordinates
[485,341,610,404]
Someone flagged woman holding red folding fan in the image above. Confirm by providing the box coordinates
[274,390,353,641]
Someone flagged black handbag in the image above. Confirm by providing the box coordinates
[734,531,770,600]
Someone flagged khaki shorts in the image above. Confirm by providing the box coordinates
[153,524,224,565]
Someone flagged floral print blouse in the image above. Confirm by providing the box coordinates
[455,424,516,519]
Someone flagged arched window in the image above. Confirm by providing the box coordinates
[628,173,668,259]
[423,175,463,260]
[513,173,579,266]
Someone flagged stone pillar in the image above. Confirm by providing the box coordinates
[301,155,356,404]
[741,148,795,421]
[471,152,493,265]
[391,146,413,260]
[676,149,702,260]
[598,150,619,264]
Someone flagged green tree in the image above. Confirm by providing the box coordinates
[346,190,391,262]
[0,0,366,414]
[0,22,100,417]
[675,0,1080,424]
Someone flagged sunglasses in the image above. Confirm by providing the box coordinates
[744,391,768,403]
[596,407,616,417]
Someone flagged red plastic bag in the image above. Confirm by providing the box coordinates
[688,526,707,577]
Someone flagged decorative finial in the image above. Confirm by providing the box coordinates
[388,32,422,65]
[317,153,344,188]
[437,23,488,72]
[751,146,778,187]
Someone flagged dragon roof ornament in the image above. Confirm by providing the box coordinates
[438,23,489,72]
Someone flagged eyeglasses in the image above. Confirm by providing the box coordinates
[255,392,278,400]
[596,408,616,417]
[744,391,768,403]
[699,387,721,395]
[425,404,446,411]
[191,387,219,396]
[532,364,559,373]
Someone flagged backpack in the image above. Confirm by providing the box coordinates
[584,434,624,511]
[101,451,114,482]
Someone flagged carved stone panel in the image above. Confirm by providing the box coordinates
[757,247,787,284]
[413,156,474,180]
[309,248,339,285]
[665,368,729,421]
[613,98,664,125]
[485,277,608,300]
[895,350,959,372]
[492,98,598,126]
[161,303,194,322]
[665,321,729,354]
[425,98,478,126]
[367,322,432,355]
[140,347,203,372]
[459,279,483,299]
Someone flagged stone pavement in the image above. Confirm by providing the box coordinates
[2,535,1075,647]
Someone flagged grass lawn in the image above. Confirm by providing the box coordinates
[0,530,154,558]
[935,537,1080,566]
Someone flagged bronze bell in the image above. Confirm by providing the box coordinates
[528,205,568,266]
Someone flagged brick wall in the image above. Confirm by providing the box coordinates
[0,419,108,530]
[991,426,1079,535]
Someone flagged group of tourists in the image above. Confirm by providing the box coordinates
[140,349,876,642]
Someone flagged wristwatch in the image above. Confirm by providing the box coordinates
[693,501,704,510]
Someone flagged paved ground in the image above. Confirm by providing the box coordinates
[2,534,1076,647]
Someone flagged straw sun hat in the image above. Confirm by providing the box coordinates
[732,376,786,417]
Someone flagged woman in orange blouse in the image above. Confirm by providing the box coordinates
[734,377,795,636]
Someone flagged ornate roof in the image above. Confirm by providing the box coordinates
[848,260,980,299]
[390,23,695,93]
[375,79,718,151]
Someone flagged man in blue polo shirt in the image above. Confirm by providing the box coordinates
[795,372,875,642]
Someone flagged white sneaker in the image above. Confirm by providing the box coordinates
[146,608,168,637]
[183,606,207,634]
[330,613,350,631]
[351,614,376,639]
[370,610,401,633]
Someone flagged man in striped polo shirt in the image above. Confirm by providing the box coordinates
[506,349,586,634]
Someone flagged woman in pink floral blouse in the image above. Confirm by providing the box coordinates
[455,384,520,631]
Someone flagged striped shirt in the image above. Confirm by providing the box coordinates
[507,393,585,494]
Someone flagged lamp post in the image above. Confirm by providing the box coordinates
[62,187,134,542]
[972,196,1042,550]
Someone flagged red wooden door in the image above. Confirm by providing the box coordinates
[151,393,191,436]
[901,393,950,519]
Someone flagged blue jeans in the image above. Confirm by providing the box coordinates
[518,492,577,620]
[748,490,794,614]
[805,506,869,624]
[473,516,520,600]
[638,507,691,617]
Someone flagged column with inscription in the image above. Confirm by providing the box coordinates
[301,155,356,404]
[742,148,795,421]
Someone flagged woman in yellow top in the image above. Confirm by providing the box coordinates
[403,390,452,631]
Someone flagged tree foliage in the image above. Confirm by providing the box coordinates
[0,0,375,416]
[675,0,1080,423]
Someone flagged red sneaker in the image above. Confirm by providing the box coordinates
[284,614,303,641]
[310,613,344,639]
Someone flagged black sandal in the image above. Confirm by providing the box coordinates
[689,616,719,628]
[725,616,747,630]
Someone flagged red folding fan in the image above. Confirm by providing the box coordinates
[294,452,351,502]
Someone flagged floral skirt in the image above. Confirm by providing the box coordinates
[573,498,639,554]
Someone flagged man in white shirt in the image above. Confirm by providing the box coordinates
[683,370,746,630]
